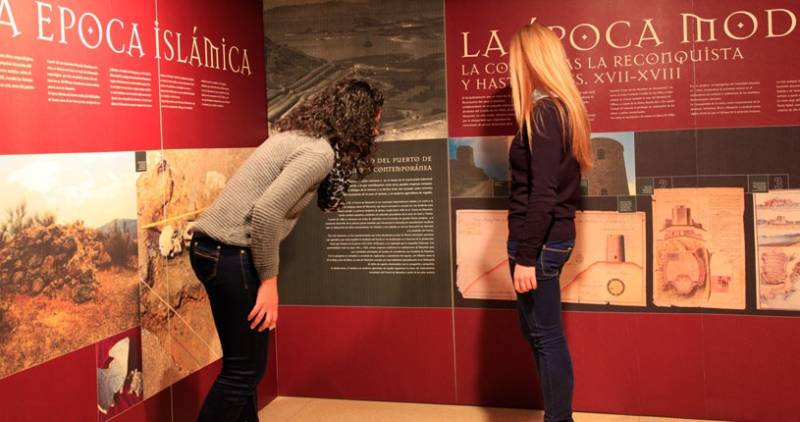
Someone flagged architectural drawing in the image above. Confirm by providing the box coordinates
[652,188,745,309]
[754,190,800,310]
[455,209,514,300]
[561,211,646,306]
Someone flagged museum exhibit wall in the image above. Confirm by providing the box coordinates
[1,0,800,421]
[0,1,276,421]
[268,1,800,422]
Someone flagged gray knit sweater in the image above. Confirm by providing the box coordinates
[194,130,335,280]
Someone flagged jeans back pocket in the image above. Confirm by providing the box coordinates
[190,239,220,283]
[537,241,574,278]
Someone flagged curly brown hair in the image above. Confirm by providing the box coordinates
[275,78,384,178]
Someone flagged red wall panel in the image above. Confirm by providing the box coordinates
[0,345,97,422]
[0,0,267,155]
[702,315,800,422]
[633,313,707,418]
[109,388,172,422]
[278,307,800,420]
[276,306,457,404]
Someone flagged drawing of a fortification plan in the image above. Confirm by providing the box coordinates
[652,188,745,309]
[754,190,800,311]
[561,211,646,306]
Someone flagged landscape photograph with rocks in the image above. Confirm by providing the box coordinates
[0,153,139,378]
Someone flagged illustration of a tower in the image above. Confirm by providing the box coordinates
[672,205,691,226]
[457,145,475,165]
[449,145,492,196]
[588,137,628,196]
[606,234,626,262]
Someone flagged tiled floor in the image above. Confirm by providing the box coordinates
[259,397,720,421]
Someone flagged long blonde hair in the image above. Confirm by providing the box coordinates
[509,22,592,173]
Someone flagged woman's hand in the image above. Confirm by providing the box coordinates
[514,264,537,293]
[248,276,278,332]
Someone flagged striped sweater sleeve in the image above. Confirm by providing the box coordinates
[251,145,333,280]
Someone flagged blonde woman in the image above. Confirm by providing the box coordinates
[506,22,592,421]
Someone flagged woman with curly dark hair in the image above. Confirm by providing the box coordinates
[190,78,384,422]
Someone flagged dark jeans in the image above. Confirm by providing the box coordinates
[190,233,269,422]
[508,239,575,422]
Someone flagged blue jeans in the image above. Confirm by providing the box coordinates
[508,239,575,422]
[190,233,268,422]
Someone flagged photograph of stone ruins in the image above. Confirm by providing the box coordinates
[0,153,139,378]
